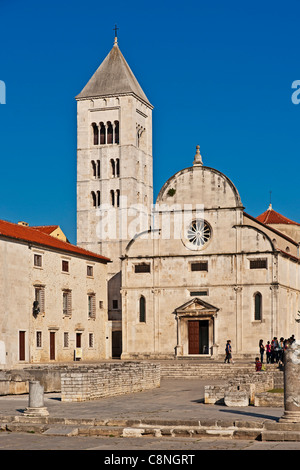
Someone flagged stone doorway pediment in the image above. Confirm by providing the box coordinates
[174,298,219,318]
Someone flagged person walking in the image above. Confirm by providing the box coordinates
[224,340,232,363]
[259,339,265,363]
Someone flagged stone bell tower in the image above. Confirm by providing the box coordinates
[76,32,153,356]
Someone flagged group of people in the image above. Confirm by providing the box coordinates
[224,336,296,370]
[258,335,296,365]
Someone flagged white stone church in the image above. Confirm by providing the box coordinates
[76,35,300,360]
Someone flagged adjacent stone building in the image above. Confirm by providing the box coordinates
[0,219,110,368]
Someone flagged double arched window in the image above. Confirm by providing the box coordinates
[91,160,100,178]
[92,121,119,145]
[91,191,101,208]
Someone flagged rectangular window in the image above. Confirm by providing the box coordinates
[250,259,267,269]
[63,332,69,348]
[134,263,151,273]
[99,300,104,309]
[34,285,45,313]
[62,260,69,272]
[34,254,42,267]
[190,290,208,296]
[87,265,93,277]
[36,331,42,348]
[88,293,96,318]
[112,299,118,310]
[191,261,208,272]
[89,333,94,348]
[62,290,72,316]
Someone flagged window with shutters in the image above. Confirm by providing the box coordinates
[62,290,72,317]
[89,333,94,348]
[87,265,94,277]
[36,331,42,348]
[88,293,96,319]
[62,260,69,273]
[63,332,69,348]
[34,285,45,313]
[34,254,42,268]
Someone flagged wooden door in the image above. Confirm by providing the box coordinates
[19,331,25,361]
[188,321,200,354]
[76,333,82,348]
[50,332,55,360]
[188,320,209,354]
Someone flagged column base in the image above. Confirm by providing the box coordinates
[279,411,300,423]
[23,407,49,417]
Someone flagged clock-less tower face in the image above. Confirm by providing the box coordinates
[183,219,212,251]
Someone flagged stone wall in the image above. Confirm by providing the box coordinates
[204,370,283,406]
[60,362,161,402]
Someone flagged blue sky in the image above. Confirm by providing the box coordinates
[0,0,300,244]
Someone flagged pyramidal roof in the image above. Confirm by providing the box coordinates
[76,39,152,107]
[256,205,300,226]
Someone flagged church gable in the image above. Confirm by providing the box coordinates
[175,298,219,317]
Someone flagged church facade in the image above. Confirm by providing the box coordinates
[76,36,300,359]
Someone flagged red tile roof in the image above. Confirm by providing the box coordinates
[256,206,300,226]
[0,219,110,263]
[31,225,60,235]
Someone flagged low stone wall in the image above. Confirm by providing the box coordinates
[204,370,283,406]
[60,362,161,402]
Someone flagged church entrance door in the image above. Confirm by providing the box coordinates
[188,320,209,354]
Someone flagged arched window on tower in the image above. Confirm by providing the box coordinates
[139,296,146,323]
[110,190,115,207]
[114,120,119,144]
[91,191,97,207]
[97,191,101,207]
[97,160,101,178]
[116,158,120,177]
[91,161,96,178]
[107,121,113,144]
[110,159,115,177]
[116,189,120,207]
[100,122,106,144]
[92,123,99,145]
[254,292,262,321]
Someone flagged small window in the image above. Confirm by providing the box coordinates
[250,259,267,269]
[63,332,69,348]
[99,300,104,309]
[62,260,69,272]
[63,290,72,316]
[89,333,94,348]
[190,290,208,296]
[36,331,42,348]
[34,254,42,267]
[139,296,146,323]
[112,299,118,310]
[135,263,151,273]
[191,261,208,272]
[88,293,96,318]
[34,285,45,313]
[87,265,93,277]
[254,292,262,321]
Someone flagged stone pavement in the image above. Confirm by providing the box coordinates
[0,377,290,442]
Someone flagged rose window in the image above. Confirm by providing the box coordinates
[186,220,211,248]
